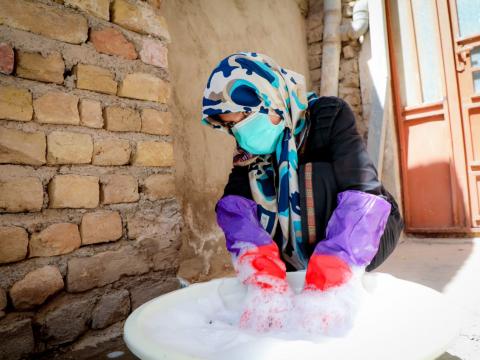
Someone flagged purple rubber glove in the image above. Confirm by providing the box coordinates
[305,190,392,291]
[296,190,391,335]
[216,195,293,331]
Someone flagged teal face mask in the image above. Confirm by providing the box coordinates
[231,112,285,155]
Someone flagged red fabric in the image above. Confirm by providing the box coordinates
[305,254,352,291]
[238,243,287,289]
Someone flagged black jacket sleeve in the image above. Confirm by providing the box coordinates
[221,165,253,200]
[306,96,404,271]
[305,96,382,194]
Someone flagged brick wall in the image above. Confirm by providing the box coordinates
[0,0,181,359]
[306,0,368,140]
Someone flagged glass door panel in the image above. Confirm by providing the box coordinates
[456,0,480,38]
[472,46,480,93]
[411,0,444,103]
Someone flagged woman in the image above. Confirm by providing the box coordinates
[201,52,404,333]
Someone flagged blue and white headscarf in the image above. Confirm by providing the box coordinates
[201,52,318,269]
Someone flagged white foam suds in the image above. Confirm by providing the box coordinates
[143,268,367,359]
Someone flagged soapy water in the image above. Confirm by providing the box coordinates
[143,267,367,359]
[237,269,364,336]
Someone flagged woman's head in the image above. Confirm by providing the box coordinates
[201,53,318,268]
[201,52,310,156]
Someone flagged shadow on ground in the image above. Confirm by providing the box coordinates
[436,352,463,360]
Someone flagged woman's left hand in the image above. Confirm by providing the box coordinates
[292,266,366,336]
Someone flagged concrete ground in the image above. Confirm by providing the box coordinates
[375,236,480,360]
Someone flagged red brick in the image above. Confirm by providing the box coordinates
[0,43,14,75]
[140,38,167,68]
[90,27,137,60]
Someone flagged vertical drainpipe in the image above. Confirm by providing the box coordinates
[320,0,342,96]
[320,0,370,96]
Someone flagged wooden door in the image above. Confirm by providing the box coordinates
[386,0,470,233]
[449,0,480,229]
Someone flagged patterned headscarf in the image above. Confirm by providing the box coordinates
[201,52,318,269]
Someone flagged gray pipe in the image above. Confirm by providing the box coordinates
[320,0,370,96]
[341,0,370,41]
[320,0,342,96]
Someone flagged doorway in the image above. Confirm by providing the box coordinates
[386,0,480,233]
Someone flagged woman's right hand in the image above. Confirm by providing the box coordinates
[235,243,287,288]
[235,243,293,331]
[239,279,293,331]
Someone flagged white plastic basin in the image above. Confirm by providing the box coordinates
[124,271,461,360]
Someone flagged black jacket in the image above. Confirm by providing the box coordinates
[221,96,404,271]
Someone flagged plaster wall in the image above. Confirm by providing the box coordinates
[358,0,403,210]
[162,0,311,281]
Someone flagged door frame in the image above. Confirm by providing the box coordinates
[448,0,480,229]
[385,0,472,234]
